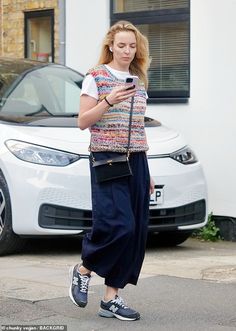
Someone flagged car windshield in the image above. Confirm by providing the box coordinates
[0,65,83,117]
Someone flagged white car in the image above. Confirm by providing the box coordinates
[0,58,208,255]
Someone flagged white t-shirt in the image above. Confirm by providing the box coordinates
[81,65,130,100]
[81,64,148,99]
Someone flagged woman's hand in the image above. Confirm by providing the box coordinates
[149,176,155,195]
[106,85,136,106]
[78,85,136,130]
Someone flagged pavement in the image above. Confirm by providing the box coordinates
[0,238,236,331]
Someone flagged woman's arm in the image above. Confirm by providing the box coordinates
[145,151,155,195]
[78,95,109,130]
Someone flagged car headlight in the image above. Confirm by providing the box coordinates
[5,140,80,166]
[170,146,198,164]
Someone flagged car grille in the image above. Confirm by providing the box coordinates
[149,199,206,231]
[39,199,206,232]
[39,204,92,231]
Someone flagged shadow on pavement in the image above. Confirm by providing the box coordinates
[14,234,195,256]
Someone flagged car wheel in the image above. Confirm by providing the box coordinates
[148,230,193,247]
[0,171,25,255]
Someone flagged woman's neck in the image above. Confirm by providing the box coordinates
[107,61,129,72]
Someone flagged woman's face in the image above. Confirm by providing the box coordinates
[112,31,137,68]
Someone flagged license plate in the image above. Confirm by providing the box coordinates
[149,187,164,205]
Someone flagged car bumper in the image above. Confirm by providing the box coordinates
[2,152,208,236]
[148,157,208,231]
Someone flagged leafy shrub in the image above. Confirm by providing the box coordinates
[192,213,221,241]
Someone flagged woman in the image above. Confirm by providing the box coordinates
[69,20,155,321]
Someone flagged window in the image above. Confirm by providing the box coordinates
[24,10,54,62]
[111,0,190,102]
[0,66,83,116]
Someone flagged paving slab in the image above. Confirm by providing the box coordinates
[1,276,236,331]
[0,238,236,330]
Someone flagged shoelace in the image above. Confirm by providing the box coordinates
[79,274,90,293]
[111,296,128,309]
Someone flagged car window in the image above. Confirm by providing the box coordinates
[46,70,81,114]
[144,116,161,127]
[0,66,83,116]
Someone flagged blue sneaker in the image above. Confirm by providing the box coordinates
[98,295,140,321]
[69,264,91,308]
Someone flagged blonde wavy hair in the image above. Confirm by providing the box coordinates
[98,21,150,89]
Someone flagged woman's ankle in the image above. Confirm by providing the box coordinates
[104,286,118,302]
[78,264,91,275]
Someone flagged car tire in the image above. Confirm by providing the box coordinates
[148,230,193,247]
[0,171,25,255]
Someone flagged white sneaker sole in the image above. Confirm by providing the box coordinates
[98,308,140,321]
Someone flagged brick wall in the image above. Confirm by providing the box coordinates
[0,0,59,62]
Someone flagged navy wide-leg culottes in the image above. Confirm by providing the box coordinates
[82,151,150,289]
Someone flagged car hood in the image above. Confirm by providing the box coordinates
[146,125,186,154]
[1,117,186,155]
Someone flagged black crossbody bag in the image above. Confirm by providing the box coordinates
[91,97,134,184]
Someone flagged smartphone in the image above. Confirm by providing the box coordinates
[125,76,139,90]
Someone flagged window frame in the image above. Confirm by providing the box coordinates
[110,1,190,103]
[24,9,55,63]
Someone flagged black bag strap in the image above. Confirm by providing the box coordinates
[126,96,134,157]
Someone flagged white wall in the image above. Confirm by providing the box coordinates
[148,0,236,217]
[65,0,236,218]
[65,0,110,74]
